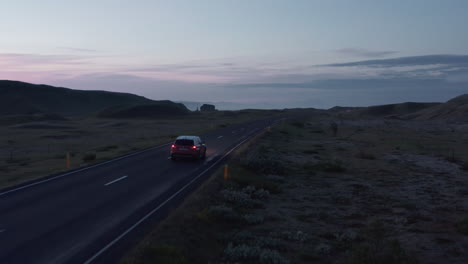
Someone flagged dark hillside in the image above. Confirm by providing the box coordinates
[337,102,441,119]
[0,80,153,115]
[403,94,468,121]
[97,102,190,119]
[363,102,440,117]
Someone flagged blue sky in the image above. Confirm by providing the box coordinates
[1,0,468,109]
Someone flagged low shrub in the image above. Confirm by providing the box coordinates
[82,153,96,162]
[207,205,240,221]
[224,243,289,264]
[242,185,270,200]
[305,160,346,173]
[455,217,468,235]
[221,189,263,208]
[303,149,319,154]
[259,249,290,264]
[220,186,270,208]
[243,214,265,225]
[143,244,188,264]
[270,230,309,242]
[349,220,417,264]
[350,239,415,264]
[241,152,286,175]
[230,231,285,250]
[314,243,332,255]
[356,151,376,160]
[95,145,118,152]
[229,167,282,194]
[290,121,305,128]
[310,129,324,134]
[265,175,285,183]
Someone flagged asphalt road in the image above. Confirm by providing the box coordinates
[0,118,280,264]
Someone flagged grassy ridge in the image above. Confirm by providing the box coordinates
[0,80,154,115]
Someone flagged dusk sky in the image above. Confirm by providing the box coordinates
[2,0,468,109]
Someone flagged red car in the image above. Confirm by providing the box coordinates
[170,135,207,160]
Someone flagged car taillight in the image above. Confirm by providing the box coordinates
[171,144,175,148]
[192,145,197,149]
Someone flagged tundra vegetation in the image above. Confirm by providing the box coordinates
[121,111,468,264]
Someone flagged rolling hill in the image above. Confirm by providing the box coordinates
[336,102,441,119]
[360,102,441,118]
[0,80,154,116]
[403,94,468,121]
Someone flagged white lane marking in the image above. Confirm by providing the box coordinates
[0,143,172,197]
[83,124,274,264]
[217,136,223,139]
[104,176,128,186]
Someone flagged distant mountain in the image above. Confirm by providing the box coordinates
[328,106,364,112]
[0,80,154,116]
[97,102,189,119]
[178,101,282,111]
[403,94,468,121]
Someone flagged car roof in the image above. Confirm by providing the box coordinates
[175,135,200,140]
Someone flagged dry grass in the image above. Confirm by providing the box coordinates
[121,115,468,263]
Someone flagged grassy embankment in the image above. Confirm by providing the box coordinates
[121,115,468,264]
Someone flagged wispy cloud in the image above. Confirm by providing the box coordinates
[0,53,87,65]
[335,48,398,58]
[57,46,100,53]
[326,54,468,67]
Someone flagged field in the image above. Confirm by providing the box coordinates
[121,113,468,263]
[0,110,283,188]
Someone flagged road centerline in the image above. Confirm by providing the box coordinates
[104,176,128,186]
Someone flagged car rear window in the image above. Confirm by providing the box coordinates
[175,139,194,146]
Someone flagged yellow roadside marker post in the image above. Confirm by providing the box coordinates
[66,152,71,169]
[224,164,229,180]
